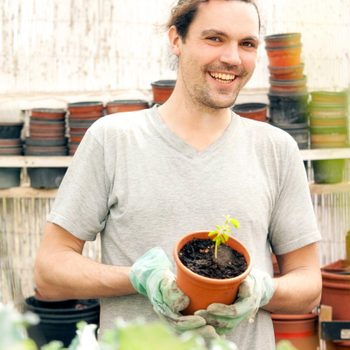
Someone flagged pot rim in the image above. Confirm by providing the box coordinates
[174,231,252,285]
[265,32,301,41]
[271,312,318,321]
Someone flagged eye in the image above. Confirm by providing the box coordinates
[206,36,222,43]
[241,40,258,49]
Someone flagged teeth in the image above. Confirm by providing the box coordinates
[210,72,235,81]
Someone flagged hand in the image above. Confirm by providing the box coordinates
[129,247,207,333]
[195,268,275,334]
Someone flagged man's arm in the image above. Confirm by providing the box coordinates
[264,242,322,314]
[34,222,135,300]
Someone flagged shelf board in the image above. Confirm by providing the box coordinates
[0,186,57,198]
[309,181,350,195]
[0,156,72,167]
[0,149,349,168]
[300,148,350,161]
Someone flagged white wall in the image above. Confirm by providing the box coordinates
[0,0,349,112]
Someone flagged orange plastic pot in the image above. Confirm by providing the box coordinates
[68,101,104,114]
[272,313,319,350]
[268,64,304,80]
[266,45,302,67]
[31,108,66,121]
[265,33,302,48]
[321,260,350,320]
[106,99,149,114]
[151,80,176,104]
[232,103,268,122]
[174,231,251,315]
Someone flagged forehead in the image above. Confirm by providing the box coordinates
[188,0,259,39]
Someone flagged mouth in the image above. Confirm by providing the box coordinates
[208,71,237,84]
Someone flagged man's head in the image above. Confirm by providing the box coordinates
[167,0,260,42]
[167,0,260,110]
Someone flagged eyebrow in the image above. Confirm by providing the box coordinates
[201,29,259,42]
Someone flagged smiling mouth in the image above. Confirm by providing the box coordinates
[209,72,236,83]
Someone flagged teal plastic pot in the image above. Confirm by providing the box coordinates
[0,168,21,188]
[312,159,345,184]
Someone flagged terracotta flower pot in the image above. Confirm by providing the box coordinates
[106,99,149,114]
[173,231,251,315]
[31,108,66,121]
[266,45,302,67]
[272,313,319,350]
[151,80,176,104]
[232,102,268,122]
[265,33,302,48]
[68,101,104,114]
[321,260,350,320]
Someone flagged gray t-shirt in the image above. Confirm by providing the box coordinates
[48,106,321,349]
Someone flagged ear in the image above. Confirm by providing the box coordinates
[168,25,181,56]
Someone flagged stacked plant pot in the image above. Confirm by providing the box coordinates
[0,122,24,188]
[309,91,349,184]
[265,33,309,151]
[271,256,319,350]
[67,101,104,155]
[105,99,149,115]
[25,108,68,189]
[232,103,268,122]
[321,242,350,350]
[151,80,176,105]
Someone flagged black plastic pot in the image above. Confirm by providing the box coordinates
[25,297,100,348]
[0,122,24,138]
[277,123,309,150]
[27,167,67,188]
[268,92,309,127]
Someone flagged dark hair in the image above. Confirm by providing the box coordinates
[167,0,260,40]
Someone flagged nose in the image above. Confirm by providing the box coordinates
[220,42,242,66]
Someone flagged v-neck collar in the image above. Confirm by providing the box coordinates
[147,105,240,159]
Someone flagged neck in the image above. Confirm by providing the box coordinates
[157,87,233,152]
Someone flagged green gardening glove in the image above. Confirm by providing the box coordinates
[195,268,276,335]
[129,247,209,333]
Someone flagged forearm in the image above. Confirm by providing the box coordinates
[34,223,136,300]
[35,250,135,300]
[263,263,322,314]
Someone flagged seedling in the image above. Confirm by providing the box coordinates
[208,215,240,259]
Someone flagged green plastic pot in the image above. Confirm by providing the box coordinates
[312,159,345,184]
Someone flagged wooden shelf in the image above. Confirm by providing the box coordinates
[0,156,72,167]
[0,186,57,198]
[0,149,349,198]
[0,149,349,168]
[309,181,350,195]
[300,148,350,161]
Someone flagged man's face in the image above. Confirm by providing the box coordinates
[173,0,260,110]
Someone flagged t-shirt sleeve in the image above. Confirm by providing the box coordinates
[47,127,111,241]
[268,139,321,255]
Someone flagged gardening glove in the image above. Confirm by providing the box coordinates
[129,247,207,333]
[195,268,275,334]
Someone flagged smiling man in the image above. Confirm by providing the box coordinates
[35,1,322,349]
